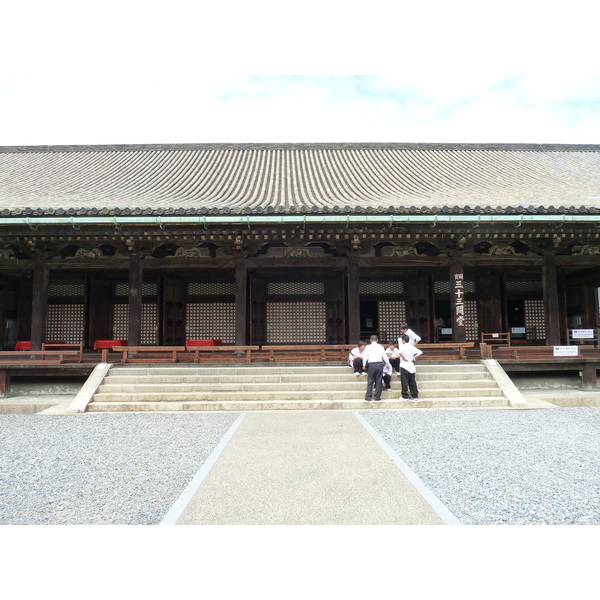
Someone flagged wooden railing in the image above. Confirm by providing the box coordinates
[480,332,510,346]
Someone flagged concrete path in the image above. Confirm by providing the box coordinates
[166,411,455,525]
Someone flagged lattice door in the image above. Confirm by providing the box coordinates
[464,300,479,342]
[266,302,326,343]
[112,303,159,344]
[47,304,84,342]
[186,303,235,343]
[524,300,546,340]
[378,301,407,342]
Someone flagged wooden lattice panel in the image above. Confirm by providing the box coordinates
[524,300,546,340]
[267,282,325,296]
[112,303,158,344]
[506,280,542,293]
[464,300,479,342]
[48,282,85,297]
[114,283,158,296]
[266,302,326,343]
[47,304,84,342]
[141,304,158,344]
[434,280,476,294]
[378,301,407,341]
[360,281,405,295]
[186,303,235,343]
[188,282,235,296]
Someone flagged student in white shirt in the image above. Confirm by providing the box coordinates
[398,322,421,347]
[382,361,393,391]
[399,333,423,400]
[362,335,391,401]
[385,341,400,374]
[348,341,367,375]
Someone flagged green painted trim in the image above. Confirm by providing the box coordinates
[0,214,598,227]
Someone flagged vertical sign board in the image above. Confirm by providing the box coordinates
[451,268,466,343]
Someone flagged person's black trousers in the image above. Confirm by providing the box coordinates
[366,362,384,400]
[400,368,418,399]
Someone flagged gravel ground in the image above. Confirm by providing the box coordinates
[3,408,600,526]
[361,407,600,525]
[0,412,239,525]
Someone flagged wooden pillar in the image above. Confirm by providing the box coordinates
[450,262,467,344]
[477,272,503,334]
[128,255,143,347]
[0,370,9,397]
[234,257,247,346]
[89,277,113,343]
[347,257,360,343]
[30,261,49,351]
[325,273,346,344]
[543,256,561,345]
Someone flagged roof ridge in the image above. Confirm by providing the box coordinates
[2,142,600,153]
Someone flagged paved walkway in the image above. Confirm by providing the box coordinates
[163,411,456,525]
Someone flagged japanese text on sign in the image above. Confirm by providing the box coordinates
[454,273,465,328]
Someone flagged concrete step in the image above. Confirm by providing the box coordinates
[87,395,510,412]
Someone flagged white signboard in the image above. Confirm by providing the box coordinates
[572,329,595,339]
[511,327,526,334]
[441,328,452,335]
[553,346,579,357]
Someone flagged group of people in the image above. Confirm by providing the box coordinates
[348,323,423,402]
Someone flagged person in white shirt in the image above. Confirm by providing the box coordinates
[348,341,367,375]
[399,333,423,400]
[382,361,393,391]
[398,322,421,347]
[385,341,400,374]
[362,335,391,401]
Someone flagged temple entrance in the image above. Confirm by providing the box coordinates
[249,270,345,345]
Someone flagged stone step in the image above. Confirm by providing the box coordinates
[103,370,491,384]
[92,385,503,403]
[87,396,510,412]
[105,363,488,377]
[97,378,496,394]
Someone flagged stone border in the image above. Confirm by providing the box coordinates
[67,363,112,413]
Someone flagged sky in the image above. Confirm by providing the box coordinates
[1,2,599,146]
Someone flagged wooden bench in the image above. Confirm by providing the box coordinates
[42,342,84,362]
[0,350,82,364]
[185,345,260,363]
[417,342,475,360]
[110,346,186,363]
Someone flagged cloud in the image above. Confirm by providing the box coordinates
[1,74,599,145]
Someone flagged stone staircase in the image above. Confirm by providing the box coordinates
[83,361,518,412]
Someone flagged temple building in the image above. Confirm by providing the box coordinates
[1,142,599,351]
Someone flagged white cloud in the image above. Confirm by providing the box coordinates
[2,74,600,145]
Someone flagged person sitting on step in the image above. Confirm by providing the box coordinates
[348,341,367,375]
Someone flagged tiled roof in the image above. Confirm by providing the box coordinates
[0,143,599,215]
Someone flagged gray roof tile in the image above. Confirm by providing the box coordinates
[0,143,599,214]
